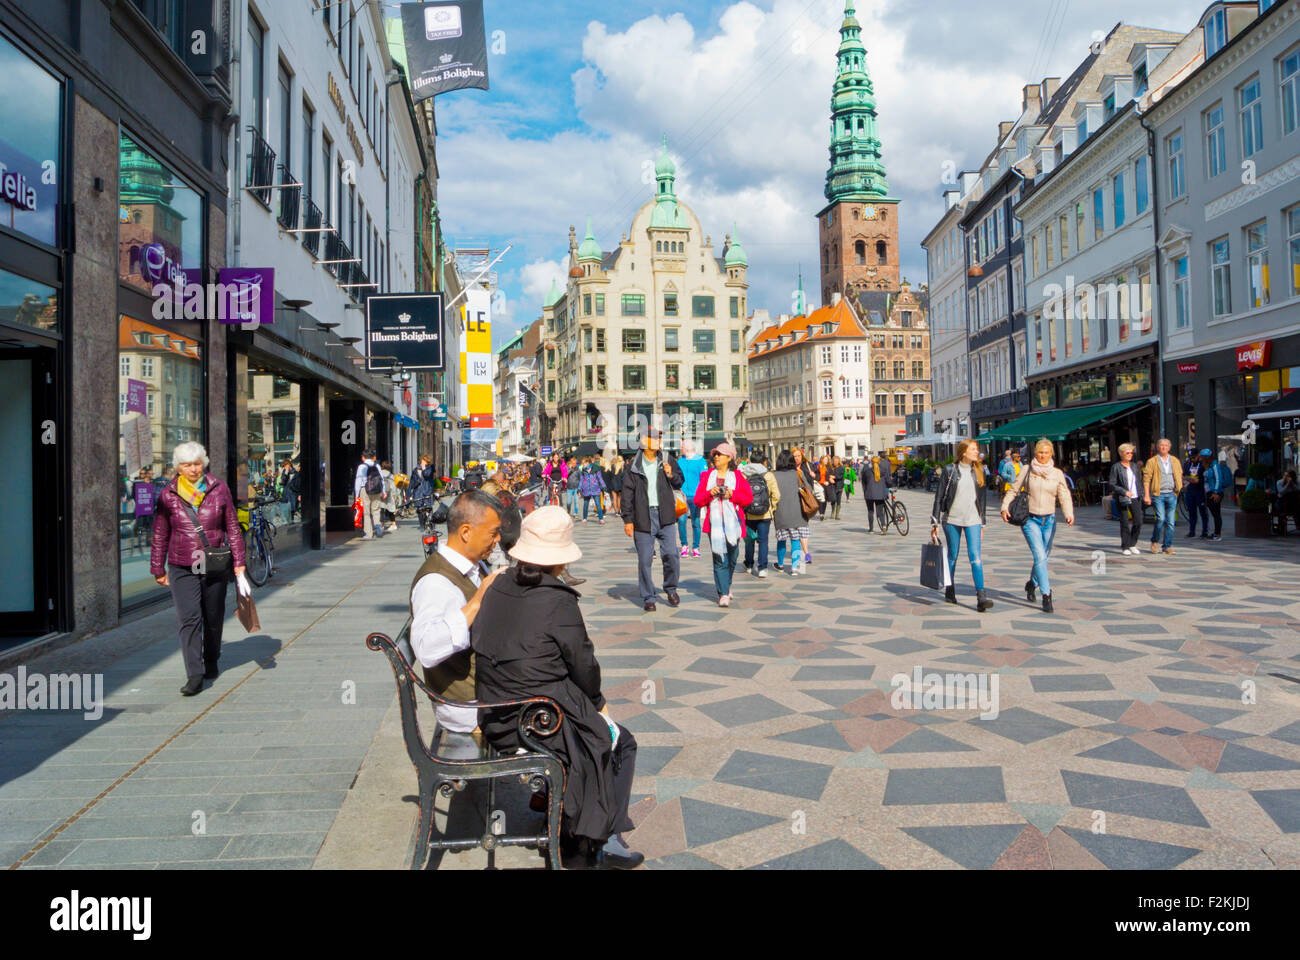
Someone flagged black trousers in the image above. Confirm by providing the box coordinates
[609,724,638,836]
[1207,495,1224,537]
[168,563,228,679]
[866,498,887,529]
[1119,501,1142,550]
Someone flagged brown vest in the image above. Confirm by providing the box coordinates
[409,550,479,704]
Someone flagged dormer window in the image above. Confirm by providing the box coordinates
[1133,63,1148,97]
[1205,8,1227,58]
[1076,118,1087,143]
[823,322,833,335]
[1103,93,1115,121]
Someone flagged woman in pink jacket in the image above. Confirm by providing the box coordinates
[541,452,568,506]
[693,442,753,607]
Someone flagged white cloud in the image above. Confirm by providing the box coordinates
[519,258,568,304]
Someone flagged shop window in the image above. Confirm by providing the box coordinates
[119,132,204,299]
[694,365,716,390]
[0,33,62,246]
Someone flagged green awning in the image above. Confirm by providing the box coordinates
[977,400,1148,443]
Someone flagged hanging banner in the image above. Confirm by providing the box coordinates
[459,287,494,429]
[401,1,490,103]
[366,293,445,371]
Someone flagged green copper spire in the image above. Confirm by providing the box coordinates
[577,217,602,262]
[543,278,562,309]
[651,134,686,229]
[824,1,891,203]
[795,268,807,316]
[724,224,748,267]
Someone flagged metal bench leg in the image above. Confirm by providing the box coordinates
[410,774,436,871]
[544,764,563,871]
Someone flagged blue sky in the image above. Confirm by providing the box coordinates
[406,0,1207,350]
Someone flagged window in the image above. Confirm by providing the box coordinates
[692,296,715,317]
[1246,221,1270,307]
[694,365,716,390]
[1103,92,1116,121]
[663,294,678,317]
[584,366,592,390]
[664,328,679,352]
[1076,118,1088,144]
[621,294,645,316]
[1167,132,1186,198]
[822,378,833,401]
[321,133,333,224]
[1111,172,1126,228]
[1205,104,1227,178]
[1134,63,1149,97]
[597,365,607,390]
[873,360,886,379]
[732,365,741,390]
[893,394,907,416]
[1059,214,1069,261]
[1135,156,1149,215]
[664,363,679,390]
[622,329,646,353]
[595,294,605,315]
[1211,238,1232,316]
[278,60,292,172]
[693,330,716,353]
[853,345,863,363]
[1289,206,1300,298]
[596,329,606,352]
[876,241,888,265]
[1205,8,1227,58]
[730,297,739,318]
[302,100,315,200]
[624,365,646,390]
[583,293,592,315]
[583,328,592,352]
[874,393,888,417]
[248,18,265,134]
[1046,223,1055,266]
[912,393,925,414]
[855,240,867,264]
[1240,77,1264,157]
[893,360,905,379]
[912,361,924,379]
[1031,234,1040,276]
[546,349,555,369]
[1093,188,1105,239]
[731,330,741,352]
[840,344,850,363]
[1283,47,1300,136]
[820,345,832,365]
[141,357,154,378]
[547,380,555,401]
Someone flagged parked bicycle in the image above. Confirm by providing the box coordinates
[876,488,910,536]
[243,496,277,586]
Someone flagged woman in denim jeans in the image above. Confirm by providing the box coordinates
[1001,439,1074,614]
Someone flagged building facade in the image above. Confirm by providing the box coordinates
[545,142,751,456]
[923,188,976,440]
[1152,0,1300,477]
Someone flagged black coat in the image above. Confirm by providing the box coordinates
[620,453,684,532]
[1109,461,1142,504]
[930,463,988,525]
[472,573,625,841]
[862,459,892,500]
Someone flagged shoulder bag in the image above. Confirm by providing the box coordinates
[179,496,234,580]
[1007,470,1031,527]
[796,475,819,520]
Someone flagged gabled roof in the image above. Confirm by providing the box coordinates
[747,298,867,359]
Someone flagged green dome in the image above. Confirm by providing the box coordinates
[577,218,602,262]
[724,225,748,267]
[543,278,562,309]
[655,134,675,177]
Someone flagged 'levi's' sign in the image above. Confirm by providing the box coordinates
[1236,341,1271,371]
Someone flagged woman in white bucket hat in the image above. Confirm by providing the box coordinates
[470,506,643,869]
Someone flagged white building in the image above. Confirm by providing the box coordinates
[922,184,978,440]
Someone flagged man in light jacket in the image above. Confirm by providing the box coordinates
[1142,438,1183,556]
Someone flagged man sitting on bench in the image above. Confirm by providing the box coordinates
[409,490,503,759]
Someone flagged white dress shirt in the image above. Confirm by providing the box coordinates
[410,544,482,733]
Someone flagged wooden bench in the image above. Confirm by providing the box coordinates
[367,624,567,870]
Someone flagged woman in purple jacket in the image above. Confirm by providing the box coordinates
[150,442,247,696]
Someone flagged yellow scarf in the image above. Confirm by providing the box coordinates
[871,457,882,483]
[178,474,207,507]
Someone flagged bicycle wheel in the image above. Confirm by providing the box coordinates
[893,502,910,536]
[246,531,271,586]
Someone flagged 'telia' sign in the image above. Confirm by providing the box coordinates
[0,164,37,211]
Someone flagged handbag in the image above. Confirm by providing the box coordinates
[796,477,819,520]
[179,498,234,580]
[1007,471,1031,527]
[919,535,952,591]
[812,481,826,503]
[673,489,690,520]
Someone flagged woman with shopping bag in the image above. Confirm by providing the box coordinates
[692,442,753,607]
[930,439,993,612]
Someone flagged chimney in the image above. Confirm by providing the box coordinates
[1041,77,1061,102]
[1022,83,1042,113]
[998,121,1014,143]
[831,292,842,306]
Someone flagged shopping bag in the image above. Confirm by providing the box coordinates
[353,495,364,529]
[920,539,950,591]
[673,490,690,519]
[235,590,261,633]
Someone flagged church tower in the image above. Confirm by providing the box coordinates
[817,0,901,308]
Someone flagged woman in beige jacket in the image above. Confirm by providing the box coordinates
[1001,438,1074,613]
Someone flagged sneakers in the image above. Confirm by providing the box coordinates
[793,558,804,576]
[1150,542,1161,554]
[1163,547,1176,555]
[691,548,701,558]
[719,595,730,608]
[1210,535,1223,542]
[757,569,768,579]
[680,546,689,558]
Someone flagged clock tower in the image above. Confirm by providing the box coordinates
[817,0,901,307]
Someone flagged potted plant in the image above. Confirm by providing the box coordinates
[1234,486,1272,538]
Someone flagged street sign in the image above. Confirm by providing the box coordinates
[540,446,553,455]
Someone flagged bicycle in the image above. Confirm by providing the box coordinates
[243,497,277,586]
[876,488,910,536]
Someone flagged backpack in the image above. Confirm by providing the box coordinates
[364,463,383,496]
[745,471,770,517]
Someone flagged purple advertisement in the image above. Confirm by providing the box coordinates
[218,267,275,325]
[126,379,147,414]
[133,481,155,518]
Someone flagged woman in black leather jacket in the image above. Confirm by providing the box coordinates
[929,439,993,612]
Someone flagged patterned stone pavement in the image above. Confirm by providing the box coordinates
[565,490,1300,870]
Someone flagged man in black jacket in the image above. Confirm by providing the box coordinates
[621,430,684,611]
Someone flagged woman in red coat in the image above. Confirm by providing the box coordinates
[693,442,753,607]
[150,442,247,696]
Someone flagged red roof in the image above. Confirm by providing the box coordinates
[748,298,867,359]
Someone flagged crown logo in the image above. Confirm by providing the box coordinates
[440,53,453,64]
[398,312,412,324]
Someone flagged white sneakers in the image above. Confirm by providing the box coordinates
[757,569,768,579]
[719,595,731,607]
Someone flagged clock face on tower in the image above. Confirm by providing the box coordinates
[863,205,877,220]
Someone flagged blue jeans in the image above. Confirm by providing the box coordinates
[712,541,739,597]
[678,501,702,550]
[775,537,803,567]
[565,487,580,516]
[1151,492,1177,549]
[943,523,984,591]
[583,495,604,520]
[1021,514,1057,597]
[744,519,771,570]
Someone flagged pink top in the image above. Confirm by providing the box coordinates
[693,469,754,539]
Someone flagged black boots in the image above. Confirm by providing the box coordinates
[977,591,994,612]
[1025,579,1037,602]
[180,676,203,697]
[1042,594,1054,614]
[203,661,219,680]
[944,585,957,604]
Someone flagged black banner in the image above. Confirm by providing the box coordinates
[401,1,490,103]
[365,293,445,372]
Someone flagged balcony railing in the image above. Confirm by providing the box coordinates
[245,127,276,208]
[276,164,301,232]
[302,200,323,257]
[322,231,342,278]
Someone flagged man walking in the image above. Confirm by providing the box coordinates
[409,490,503,757]
[1184,448,1210,539]
[675,439,708,558]
[621,429,684,611]
[355,449,387,540]
[1142,438,1183,555]
[1203,451,1232,542]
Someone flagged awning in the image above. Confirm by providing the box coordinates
[1249,391,1300,420]
[899,433,955,447]
[977,399,1148,442]
[395,414,419,429]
